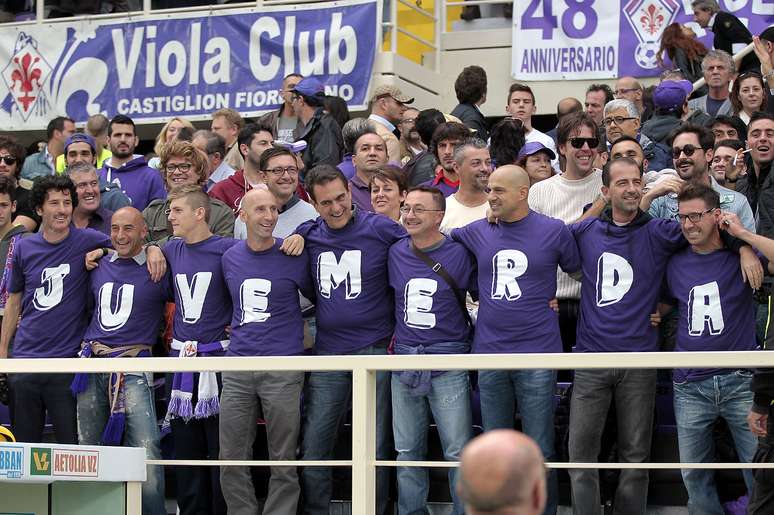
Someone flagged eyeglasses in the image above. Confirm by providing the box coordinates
[165,163,192,173]
[0,156,17,166]
[672,144,700,159]
[569,137,599,149]
[602,116,637,127]
[614,88,639,96]
[401,118,416,124]
[675,208,715,224]
[399,205,443,215]
[263,166,299,176]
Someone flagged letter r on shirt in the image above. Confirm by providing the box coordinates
[491,249,528,301]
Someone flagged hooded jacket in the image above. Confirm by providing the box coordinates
[209,169,249,213]
[100,156,167,211]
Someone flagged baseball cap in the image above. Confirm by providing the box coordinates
[371,85,414,104]
[653,80,692,112]
[64,133,96,153]
[292,77,325,97]
[517,141,556,161]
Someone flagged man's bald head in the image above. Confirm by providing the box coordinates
[486,165,530,222]
[239,187,279,241]
[557,97,583,119]
[457,430,546,515]
[240,186,277,212]
[110,207,148,258]
[490,164,530,188]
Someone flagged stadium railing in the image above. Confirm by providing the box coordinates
[2,350,774,514]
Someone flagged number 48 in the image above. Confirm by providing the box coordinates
[520,0,598,40]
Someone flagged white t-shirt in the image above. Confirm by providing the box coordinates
[439,194,489,234]
[525,128,560,172]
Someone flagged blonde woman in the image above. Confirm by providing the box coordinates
[148,117,195,169]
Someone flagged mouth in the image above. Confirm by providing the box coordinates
[169,175,188,184]
[757,144,771,154]
[677,160,693,172]
[576,154,592,165]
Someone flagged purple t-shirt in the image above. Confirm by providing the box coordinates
[421,177,458,197]
[388,236,474,348]
[163,236,237,344]
[452,212,580,353]
[666,248,760,383]
[84,254,173,347]
[101,156,167,211]
[296,209,406,353]
[570,216,686,353]
[222,239,315,356]
[9,228,111,358]
[349,175,374,212]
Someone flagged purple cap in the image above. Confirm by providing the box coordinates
[517,141,556,161]
[64,133,96,153]
[292,77,325,97]
[653,80,693,111]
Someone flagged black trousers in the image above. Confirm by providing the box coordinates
[8,373,77,444]
[558,298,579,353]
[750,410,774,514]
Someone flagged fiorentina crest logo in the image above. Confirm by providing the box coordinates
[624,0,679,69]
[1,33,52,121]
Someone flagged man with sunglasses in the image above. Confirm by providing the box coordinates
[642,124,755,232]
[529,112,602,354]
[664,184,769,514]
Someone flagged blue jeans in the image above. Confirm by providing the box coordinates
[478,369,558,515]
[673,371,756,515]
[301,342,392,515]
[77,373,166,515]
[392,370,472,515]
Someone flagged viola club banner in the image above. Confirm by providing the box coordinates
[0,0,377,130]
[512,0,774,80]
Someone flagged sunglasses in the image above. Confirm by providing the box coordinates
[569,137,599,149]
[0,156,17,166]
[672,144,700,159]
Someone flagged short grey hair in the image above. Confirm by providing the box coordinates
[66,162,98,178]
[604,99,640,118]
[702,49,735,73]
[342,118,377,154]
[691,0,720,13]
[453,137,488,165]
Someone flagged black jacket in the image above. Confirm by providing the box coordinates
[450,103,489,141]
[712,11,759,73]
[298,108,344,171]
[736,161,773,237]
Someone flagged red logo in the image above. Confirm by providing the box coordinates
[2,36,52,121]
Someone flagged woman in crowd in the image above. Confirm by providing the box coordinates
[731,72,767,124]
[516,141,556,186]
[149,117,196,169]
[0,135,37,231]
[370,165,408,223]
[657,23,708,92]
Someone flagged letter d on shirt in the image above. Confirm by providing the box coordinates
[596,252,633,307]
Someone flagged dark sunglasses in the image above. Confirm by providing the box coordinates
[672,144,700,159]
[0,156,17,166]
[569,137,599,149]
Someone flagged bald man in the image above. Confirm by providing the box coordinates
[547,98,584,144]
[220,188,315,515]
[450,165,580,515]
[77,206,171,515]
[614,77,650,122]
[457,429,547,515]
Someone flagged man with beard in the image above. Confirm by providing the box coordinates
[100,115,167,211]
[62,133,130,213]
[398,108,424,164]
[641,124,754,231]
[421,122,470,197]
[209,122,275,212]
[439,138,493,233]
[349,131,389,212]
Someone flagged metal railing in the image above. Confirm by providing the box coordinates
[2,351,774,513]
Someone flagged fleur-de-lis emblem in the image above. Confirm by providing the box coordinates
[10,53,42,111]
[640,4,664,36]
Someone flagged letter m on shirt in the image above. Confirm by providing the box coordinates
[317,250,362,299]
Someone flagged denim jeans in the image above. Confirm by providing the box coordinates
[673,371,756,515]
[301,342,392,515]
[76,373,166,515]
[478,369,558,515]
[392,370,472,515]
[568,368,656,515]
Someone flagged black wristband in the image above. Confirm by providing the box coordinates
[101,247,109,257]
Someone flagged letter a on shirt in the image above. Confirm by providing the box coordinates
[404,278,438,329]
[240,279,272,324]
[688,281,724,336]
[176,272,212,324]
[33,264,70,311]
[491,250,528,301]
[97,283,135,332]
[596,252,633,307]
[317,250,362,299]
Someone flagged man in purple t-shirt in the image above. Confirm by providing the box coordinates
[220,188,315,515]
[451,165,580,515]
[77,207,170,515]
[666,184,774,514]
[349,131,387,212]
[388,185,474,514]
[0,175,111,444]
[297,165,406,515]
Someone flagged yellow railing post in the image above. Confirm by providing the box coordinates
[351,366,377,515]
